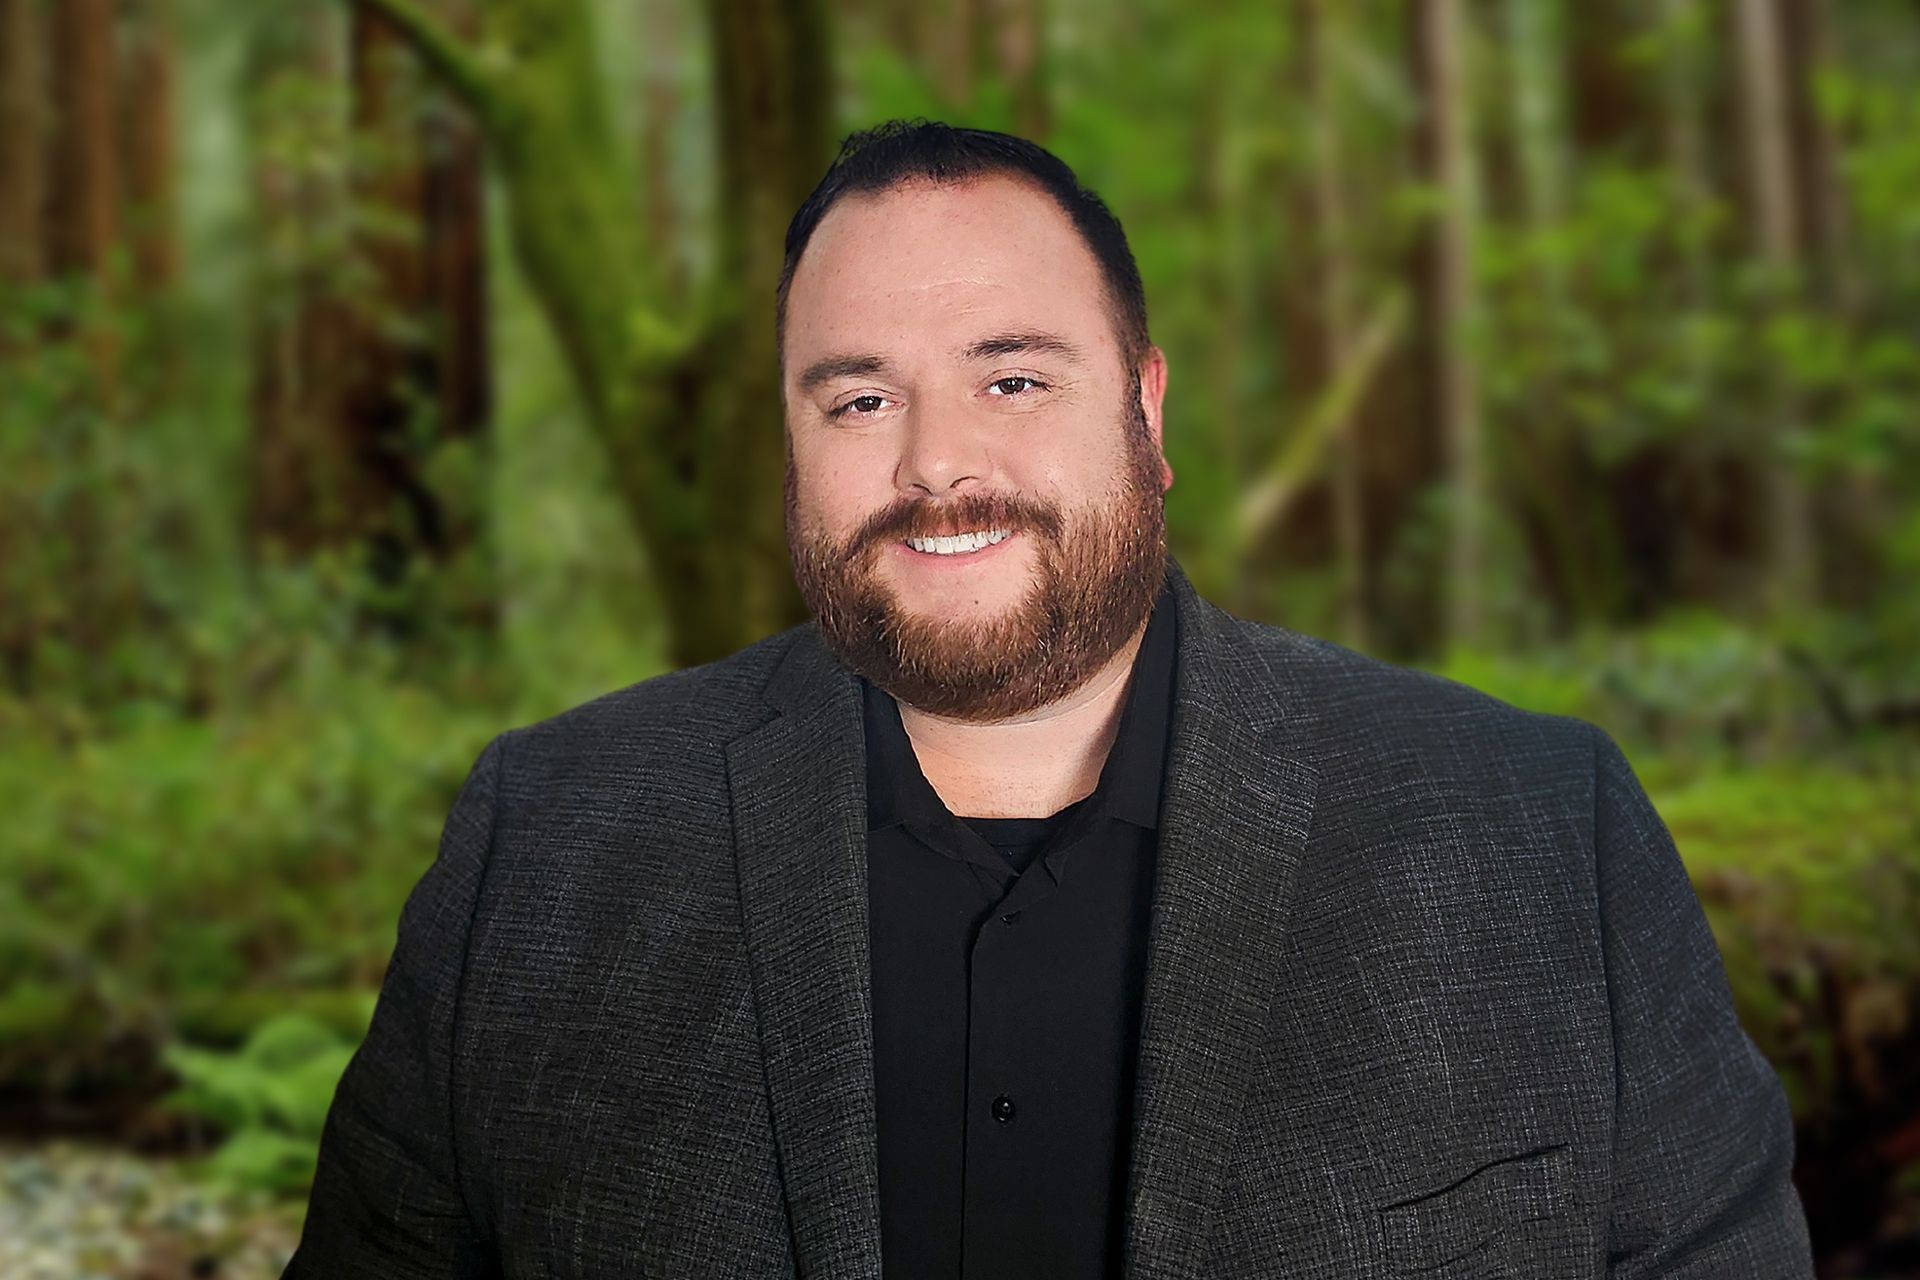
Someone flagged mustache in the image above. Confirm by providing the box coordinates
[861,495,1063,546]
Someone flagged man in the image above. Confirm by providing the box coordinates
[287,121,1815,1278]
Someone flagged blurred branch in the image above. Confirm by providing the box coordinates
[1233,289,1407,556]
[1781,643,1857,734]
[347,0,497,123]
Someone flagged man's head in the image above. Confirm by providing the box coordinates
[779,120,1174,723]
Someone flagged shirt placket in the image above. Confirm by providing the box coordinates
[951,818,1091,1276]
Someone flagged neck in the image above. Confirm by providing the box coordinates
[895,616,1150,819]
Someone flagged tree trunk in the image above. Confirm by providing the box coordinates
[694,0,835,663]
[418,1,492,594]
[1196,56,1253,611]
[1566,0,1651,164]
[243,5,359,557]
[45,0,119,281]
[117,0,185,425]
[1650,0,1745,609]
[342,1,493,622]
[929,0,978,108]
[1780,0,1882,613]
[44,0,123,398]
[974,0,1049,138]
[1496,0,1634,633]
[1300,0,1367,648]
[421,0,490,453]
[0,0,45,689]
[351,0,834,667]
[1780,0,1854,312]
[40,0,123,685]
[1413,0,1486,649]
[1657,0,1712,307]
[0,0,45,290]
[120,0,179,294]
[1732,0,1818,618]
[346,1,428,560]
[637,0,691,308]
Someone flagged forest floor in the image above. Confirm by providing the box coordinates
[0,1143,300,1280]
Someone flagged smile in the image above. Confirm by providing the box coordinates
[901,529,1014,556]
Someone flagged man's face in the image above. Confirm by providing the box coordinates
[781,173,1173,722]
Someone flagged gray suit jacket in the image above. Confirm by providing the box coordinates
[286,556,1815,1278]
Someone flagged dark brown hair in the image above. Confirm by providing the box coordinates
[776,119,1152,375]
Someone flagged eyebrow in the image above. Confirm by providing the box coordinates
[960,328,1089,365]
[794,328,1089,395]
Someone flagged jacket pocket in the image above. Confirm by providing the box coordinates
[1376,1142,1572,1273]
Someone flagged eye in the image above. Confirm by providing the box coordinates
[988,375,1049,398]
[828,393,891,420]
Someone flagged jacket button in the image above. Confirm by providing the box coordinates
[1000,911,1021,926]
[992,1094,1016,1123]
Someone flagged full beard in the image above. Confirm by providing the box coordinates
[785,396,1169,723]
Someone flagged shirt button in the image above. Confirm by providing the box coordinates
[992,1094,1016,1123]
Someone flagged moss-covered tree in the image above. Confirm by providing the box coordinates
[352,0,833,667]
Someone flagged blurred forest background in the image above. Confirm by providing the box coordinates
[0,0,1915,1275]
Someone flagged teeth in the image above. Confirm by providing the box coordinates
[905,529,1011,556]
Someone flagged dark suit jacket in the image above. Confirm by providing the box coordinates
[285,556,1815,1278]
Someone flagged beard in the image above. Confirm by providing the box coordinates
[785,385,1169,723]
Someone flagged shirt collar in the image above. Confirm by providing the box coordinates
[863,577,1179,834]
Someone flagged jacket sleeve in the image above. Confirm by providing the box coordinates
[283,732,508,1279]
[1590,723,1815,1277]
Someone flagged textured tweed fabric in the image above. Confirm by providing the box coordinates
[285,555,1815,1278]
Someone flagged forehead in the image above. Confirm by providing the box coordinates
[783,174,1114,366]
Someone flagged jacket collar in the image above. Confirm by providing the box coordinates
[725,554,1322,1279]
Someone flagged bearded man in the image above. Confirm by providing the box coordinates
[287,121,1815,1279]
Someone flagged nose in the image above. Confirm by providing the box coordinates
[894,400,991,497]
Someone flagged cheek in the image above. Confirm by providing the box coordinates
[794,449,886,529]
[1031,439,1107,499]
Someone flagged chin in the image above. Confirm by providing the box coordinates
[894,570,1026,604]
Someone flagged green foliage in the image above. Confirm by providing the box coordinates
[1825,66,1920,294]
[1665,766,1919,968]
[1439,601,1919,763]
[0,275,202,715]
[161,1013,362,1194]
[1661,763,1920,1127]
[0,654,502,1082]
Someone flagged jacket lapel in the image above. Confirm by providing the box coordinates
[726,630,881,1279]
[725,556,1321,1280]
[1121,563,1322,1278]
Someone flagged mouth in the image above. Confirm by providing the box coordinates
[893,528,1019,565]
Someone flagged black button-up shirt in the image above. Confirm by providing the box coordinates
[863,580,1178,1279]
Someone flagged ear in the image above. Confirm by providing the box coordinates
[1138,346,1174,493]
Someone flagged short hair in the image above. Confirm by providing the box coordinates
[776,119,1152,377]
